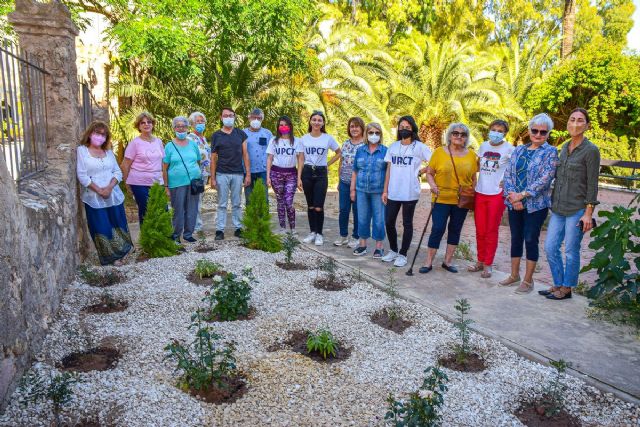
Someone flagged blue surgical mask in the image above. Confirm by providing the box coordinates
[222,117,235,127]
[176,131,188,140]
[195,123,206,133]
[488,130,504,144]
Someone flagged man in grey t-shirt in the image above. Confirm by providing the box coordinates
[210,107,250,240]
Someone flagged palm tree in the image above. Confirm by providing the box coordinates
[561,0,577,59]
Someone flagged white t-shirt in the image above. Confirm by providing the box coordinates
[475,140,515,195]
[266,137,301,168]
[384,140,432,201]
[298,133,339,167]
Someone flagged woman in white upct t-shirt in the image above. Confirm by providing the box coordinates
[266,115,303,233]
[381,115,432,268]
[469,119,515,278]
[296,111,341,246]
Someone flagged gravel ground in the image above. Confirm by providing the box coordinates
[1,242,639,426]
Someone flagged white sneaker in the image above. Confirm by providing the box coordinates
[302,232,316,243]
[381,250,398,262]
[347,238,359,248]
[333,236,349,246]
[393,255,408,267]
[315,234,324,246]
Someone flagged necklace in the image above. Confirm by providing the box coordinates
[399,141,415,157]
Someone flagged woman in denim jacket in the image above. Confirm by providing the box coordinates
[350,123,388,258]
[501,113,558,294]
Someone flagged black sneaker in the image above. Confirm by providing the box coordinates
[372,248,384,259]
[234,228,242,238]
[215,230,224,241]
[353,246,368,256]
[184,236,197,243]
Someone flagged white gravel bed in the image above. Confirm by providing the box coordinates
[1,242,639,426]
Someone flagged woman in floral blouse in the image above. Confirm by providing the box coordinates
[500,113,558,294]
[187,111,210,233]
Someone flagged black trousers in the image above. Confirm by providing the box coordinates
[301,165,328,234]
[385,199,418,256]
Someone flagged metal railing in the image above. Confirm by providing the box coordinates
[0,39,49,184]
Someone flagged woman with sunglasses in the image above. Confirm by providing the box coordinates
[350,123,388,258]
[501,113,558,294]
[420,123,478,273]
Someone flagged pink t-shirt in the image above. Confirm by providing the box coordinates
[124,136,165,185]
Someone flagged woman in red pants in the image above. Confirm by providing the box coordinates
[468,120,514,278]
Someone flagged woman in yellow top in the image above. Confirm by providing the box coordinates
[420,123,478,273]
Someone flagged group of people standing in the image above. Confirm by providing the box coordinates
[76,107,600,301]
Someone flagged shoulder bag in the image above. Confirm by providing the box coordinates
[449,149,475,210]
[172,142,204,195]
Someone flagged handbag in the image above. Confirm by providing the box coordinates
[172,142,205,195]
[448,149,475,210]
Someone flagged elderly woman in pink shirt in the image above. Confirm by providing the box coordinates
[121,111,165,223]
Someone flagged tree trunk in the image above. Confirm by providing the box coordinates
[419,123,445,149]
[351,0,358,24]
[561,0,576,59]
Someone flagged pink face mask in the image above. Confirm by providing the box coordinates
[90,133,106,147]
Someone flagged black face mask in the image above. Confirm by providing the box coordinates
[398,129,413,140]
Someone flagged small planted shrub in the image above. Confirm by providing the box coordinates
[164,309,245,403]
[195,259,223,279]
[313,257,348,291]
[19,371,81,427]
[453,240,474,262]
[139,183,180,258]
[241,179,282,252]
[439,299,486,372]
[386,366,448,427]
[306,329,338,360]
[83,291,128,314]
[203,267,255,321]
[371,269,412,334]
[78,265,125,287]
[195,230,215,253]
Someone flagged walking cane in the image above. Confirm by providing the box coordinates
[406,195,438,276]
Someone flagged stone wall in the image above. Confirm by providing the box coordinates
[0,0,85,409]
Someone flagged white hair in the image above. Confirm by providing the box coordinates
[528,113,554,132]
[444,122,471,148]
[172,116,189,128]
[188,111,206,125]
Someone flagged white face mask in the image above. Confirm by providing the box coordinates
[222,117,235,127]
[368,134,381,144]
[250,119,262,129]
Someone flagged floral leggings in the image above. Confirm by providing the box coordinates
[270,166,297,229]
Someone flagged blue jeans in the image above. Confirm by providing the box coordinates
[544,209,585,287]
[244,172,268,205]
[338,181,358,238]
[427,203,469,249]
[356,191,385,241]
[508,207,548,261]
[129,184,150,223]
[216,173,243,231]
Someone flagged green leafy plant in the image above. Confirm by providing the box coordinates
[306,329,339,360]
[453,298,473,364]
[282,232,301,265]
[241,179,282,253]
[453,240,474,262]
[194,259,222,279]
[19,371,81,427]
[139,183,180,258]
[386,366,449,427]
[77,265,124,287]
[204,267,254,321]
[164,309,237,392]
[317,257,338,283]
[384,268,401,321]
[539,359,571,418]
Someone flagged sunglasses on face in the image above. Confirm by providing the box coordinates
[367,131,381,136]
[140,121,153,125]
[451,131,468,138]
[530,128,548,136]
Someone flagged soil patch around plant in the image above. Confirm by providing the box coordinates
[188,374,248,404]
[83,298,128,314]
[136,252,150,263]
[438,352,487,372]
[194,245,216,253]
[80,269,126,287]
[275,261,311,271]
[370,308,413,334]
[515,400,582,427]
[186,270,229,286]
[268,330,351,363]
[205,306,256,322]
[60,347,120,372]
[312,277,350,291]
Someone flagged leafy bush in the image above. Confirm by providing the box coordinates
[384,268,401,321]
[164,309,237,391]
[317,257,338,283]
[282,232,300,265]
[453,240,474,261]
[453,298,473,364]
[19,371,80,427]
[386,366,448,427]
[139,183,180,258]
[77,265,124,287]
[241,179,282,253]
[306,329,338,359]
[194,259,222,279]
[539,359,571,417]
[204,267,255,321]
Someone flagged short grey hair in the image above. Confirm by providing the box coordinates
[528,113,554,132]
[444,122,471,147]
[172,116,189,128]
[188,111,206,125]
[364,122,384,145]
[249,108,264,118]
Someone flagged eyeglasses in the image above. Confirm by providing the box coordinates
[140,121,153,125]
[530,128,548,136]
[174,125,187,130]
[451,131,468,138]
[367,131,381,136]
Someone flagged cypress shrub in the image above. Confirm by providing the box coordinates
[139,183,179,257]
[241,179,282,252]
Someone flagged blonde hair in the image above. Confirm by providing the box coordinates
[134,111,156,131]
[364,122,384,145]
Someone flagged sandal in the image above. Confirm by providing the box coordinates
[515,280,534,294]
[480,267,492,279]
[499,275,520,287]
[467,263,483,273]
[538,286,559,296]
[546,288,572,300]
